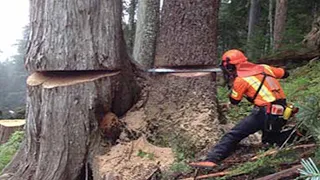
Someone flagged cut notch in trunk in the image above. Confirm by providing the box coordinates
[27,70,121,88]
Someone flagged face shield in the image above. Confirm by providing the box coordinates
[219,59,237,89]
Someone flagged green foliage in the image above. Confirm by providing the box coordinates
[296,96,320,142]
[299,158,320,180]
[0,131,24,171]
[137,149,155,160]
[282,60,320,102]
[217,148,297,179]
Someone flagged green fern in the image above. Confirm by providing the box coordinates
[296,96,320,142]
[299,158,320,180]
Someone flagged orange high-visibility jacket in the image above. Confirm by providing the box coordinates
[230,64,286,107]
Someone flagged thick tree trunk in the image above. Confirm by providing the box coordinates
[1,0,140,180]
[145,0,221,150]
[273,0,288,51]
[303,16,320,51]
[25,0,127,71]
[154,0,219,67]
[0,120,25,144]
[145,73,221,149]
[133,0,160,69]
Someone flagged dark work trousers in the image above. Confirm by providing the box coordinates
[206,107,294,164]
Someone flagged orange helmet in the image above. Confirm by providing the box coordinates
[221,49,248,65]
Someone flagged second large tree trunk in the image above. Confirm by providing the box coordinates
[145,0,222,150]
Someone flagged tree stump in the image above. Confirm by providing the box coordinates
[0,120,25,144]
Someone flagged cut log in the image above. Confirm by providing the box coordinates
[257,49,320,67]
[250,144,316,161]
[145,72,221,150]
[255,165,302,180]
[0,120,25,144]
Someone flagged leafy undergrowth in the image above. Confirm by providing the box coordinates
[0,131,24,172]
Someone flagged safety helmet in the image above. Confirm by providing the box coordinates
[221,49,248,66]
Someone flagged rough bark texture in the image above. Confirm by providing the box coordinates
[133,0,160,69]
[145,73,221,149]
[26,0,126,71]
[145,0,221,150]
[154,0,219,66]
[303,16,320,51]
[2,72,136,180]
[273,0,288,51]
[2,0,140,180]
[127,0,138,54]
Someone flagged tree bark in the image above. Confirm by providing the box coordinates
[154,0,219,67]
[145,0,221,150]
[2,0,140,180]
[273,0,288,51]
[127,0,138,55]
[25,0,127,71]
[247,0,261,42]
[133,0,160,69]
[247,0,261,58]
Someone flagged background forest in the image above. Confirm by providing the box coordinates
[0,0,320,179]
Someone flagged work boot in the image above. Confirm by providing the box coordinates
[189,161,217,169]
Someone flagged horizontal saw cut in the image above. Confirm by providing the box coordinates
[27,70,120,88]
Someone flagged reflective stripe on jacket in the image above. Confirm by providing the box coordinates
[230,64,286,106]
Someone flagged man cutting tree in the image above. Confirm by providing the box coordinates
[190,49,297,168]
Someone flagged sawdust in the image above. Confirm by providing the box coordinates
[96,136,174,180]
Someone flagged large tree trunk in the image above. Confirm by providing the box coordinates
[154,0,219,67]
[133,0,160,69]
[273,0,288,51]
[1,0,140,180]
[145,0,222,150]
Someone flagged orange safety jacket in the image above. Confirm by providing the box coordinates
[230,63,286,107]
